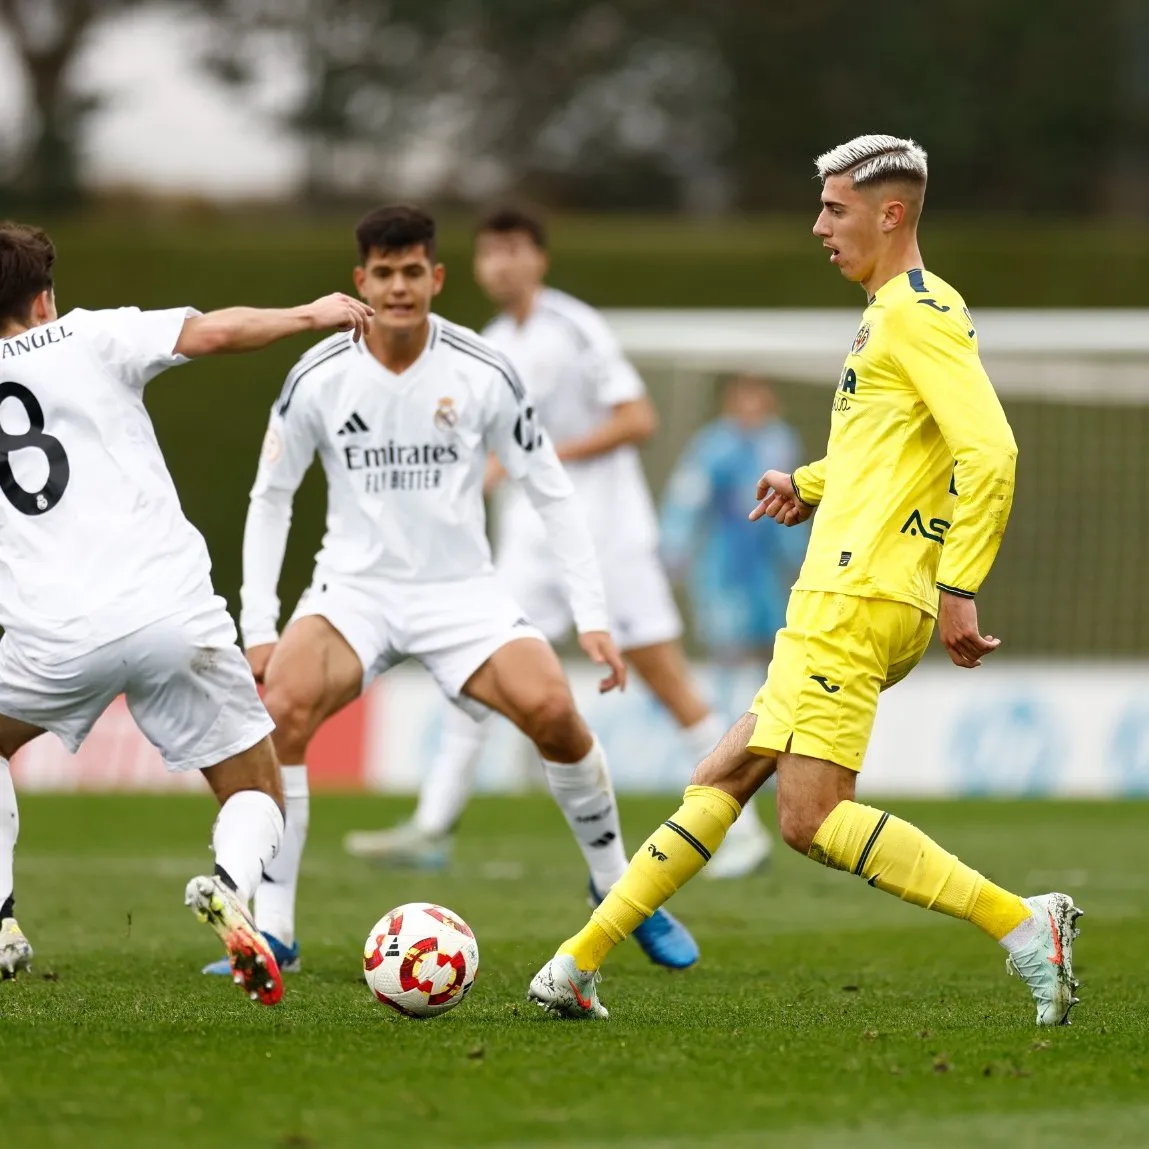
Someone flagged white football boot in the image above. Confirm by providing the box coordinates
[185,875,283,1006]
[342,820,452,869]
[0,917,33,978]
[705,807,773,879]
[528,952,609,1019]
[1005,892,1084,1025]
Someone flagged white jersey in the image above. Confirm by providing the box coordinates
[240,315,608,646]
[483,287,660,553]
[0,306,210,662]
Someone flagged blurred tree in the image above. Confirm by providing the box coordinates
[197,0,728,212]
[0,0,156,210]
[685,0,1126,215]
[6,0,1131,215]
[197,0,1134,215]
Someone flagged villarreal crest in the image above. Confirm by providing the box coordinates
[851,323,871,355]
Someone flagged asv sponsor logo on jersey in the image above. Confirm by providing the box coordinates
[900,509,950,544]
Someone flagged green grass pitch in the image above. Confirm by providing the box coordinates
[3,793,1147,1148]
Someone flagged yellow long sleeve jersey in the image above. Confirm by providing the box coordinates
[791,268,1017,617]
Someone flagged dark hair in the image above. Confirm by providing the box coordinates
[476,206,547,251]
[0,222,55,326]
[355,204,437,263]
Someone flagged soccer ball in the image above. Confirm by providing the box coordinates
[362,901,479,1018]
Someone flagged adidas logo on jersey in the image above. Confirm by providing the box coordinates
[337,412,370,435]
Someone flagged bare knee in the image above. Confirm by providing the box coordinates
[776,764,854,856]
[522,687,588,762]
[263,683,322,764]
[776,799,830,855]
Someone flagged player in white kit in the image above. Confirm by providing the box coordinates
[344,208,772,879]
[0,221,372,1003]
[202,206,699,977]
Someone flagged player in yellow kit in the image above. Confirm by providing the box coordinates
[527,134,1085,1026]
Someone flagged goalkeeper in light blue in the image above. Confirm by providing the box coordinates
[660,374,807,668]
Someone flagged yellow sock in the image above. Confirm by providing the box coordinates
[809,800,1029,941]
[969,880,1032,940]
[559,785,740,970]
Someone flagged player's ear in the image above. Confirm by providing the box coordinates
[31,288,55,325]
[352,265,367,297]
[431,263,446,297]
[881,199,906,232]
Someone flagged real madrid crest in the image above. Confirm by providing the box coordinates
[433,396,459,431]
[851,323,870,355]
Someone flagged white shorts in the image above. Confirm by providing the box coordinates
[0,596,273,772]
[290,571,547,719]
[496,527,683,650]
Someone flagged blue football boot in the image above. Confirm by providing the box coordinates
[588,879,699,970]
[202,929,300,976]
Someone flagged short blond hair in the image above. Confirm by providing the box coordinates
[815,134,928,188]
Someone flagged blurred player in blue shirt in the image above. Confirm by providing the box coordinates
[661,375,807,669]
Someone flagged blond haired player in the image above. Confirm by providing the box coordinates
[528,135,1085,1025]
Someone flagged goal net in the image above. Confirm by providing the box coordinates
[609,309,1149,659]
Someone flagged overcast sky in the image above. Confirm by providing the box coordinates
[0,4,303,197]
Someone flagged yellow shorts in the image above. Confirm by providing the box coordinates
[748,590,934,770]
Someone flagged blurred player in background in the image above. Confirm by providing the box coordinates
[0,220,373,1005]
[528,134,1084,1027]
[660,372,807,698]
[344,208,772,879]
[207,205,698,979]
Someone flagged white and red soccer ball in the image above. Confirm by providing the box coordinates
[363,902,479,1018]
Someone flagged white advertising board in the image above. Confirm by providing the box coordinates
[14,660,1149,797]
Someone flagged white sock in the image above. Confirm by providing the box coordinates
[541,736,628,894]
[413,706,487,836]
[1000,909,1041,952]
[0,759,16,919]
[254,765,309,945]
[683,711,765,843]
[212,789,283,905]
[682,711,727,762]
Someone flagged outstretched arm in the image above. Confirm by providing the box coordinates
[175,293,372,358]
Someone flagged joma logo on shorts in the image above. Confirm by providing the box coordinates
[900,509,950,544]
[810,675,841,694]
[647,843,668,861]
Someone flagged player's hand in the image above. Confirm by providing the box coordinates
[304,293,374,342]
[245,642,276,684]
[579,631,628,693]
[749,469,813,527]
[937,592,1000,668]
